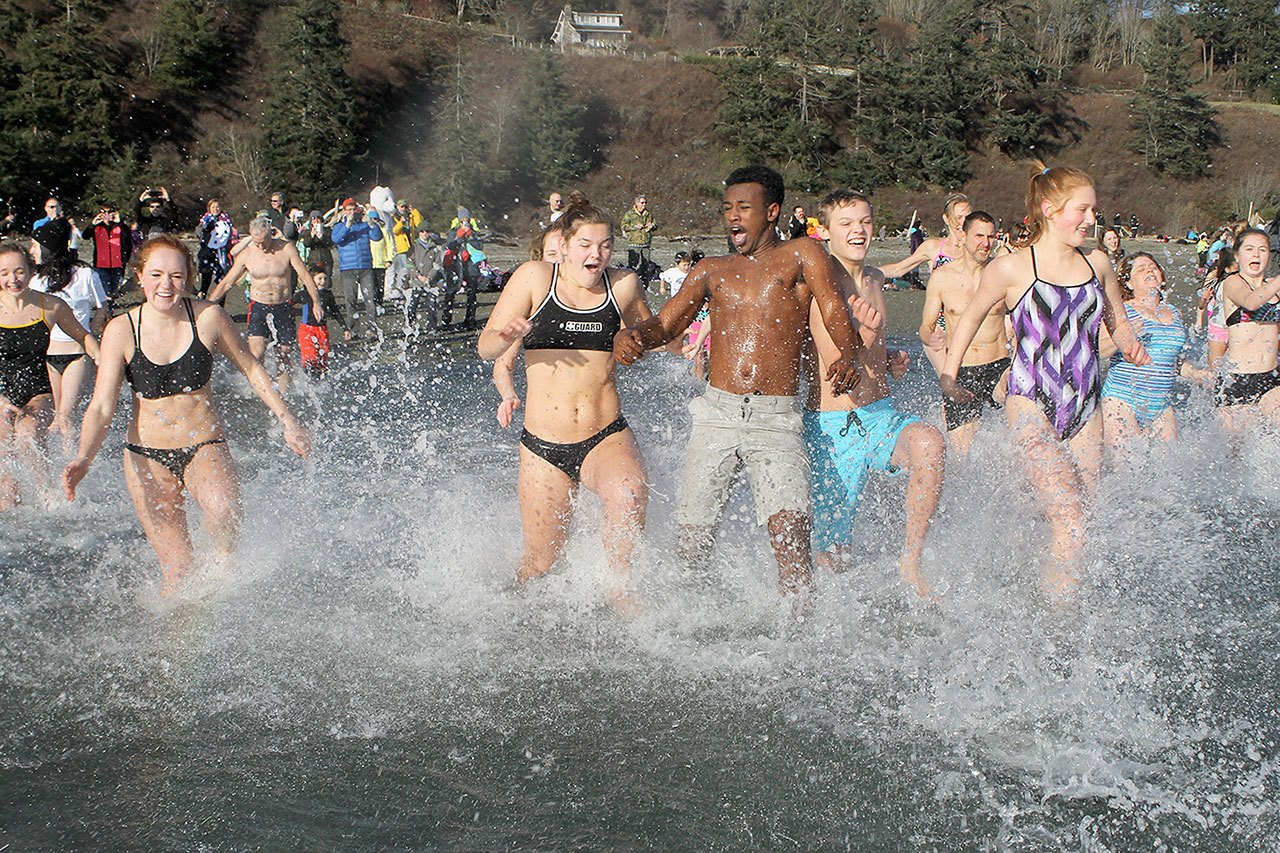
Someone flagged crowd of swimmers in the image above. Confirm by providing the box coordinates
[2,162,1278,608]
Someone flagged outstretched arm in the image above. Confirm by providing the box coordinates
[63,320,129,499]
[478,261,540,361]
[1095,251,1150,366]
[211,307,310,457]
[207,253,247,304]
[880,238,938,280]
[1223,273,1280,310]
[613,267,709,363]
[917,272,947,352]
[939,261,1012,401]
[45,296,100,361]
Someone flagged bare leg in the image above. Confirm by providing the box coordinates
[123,451,195,595]
[516,447,575,583]
[274,345,293,393]
[13,398,53,498]
[0,409,17,511]
[1148,408,1178,444]
[49,357,90,451]
[888,421,945,598]
[947,420,978,455]
[766,509,813,597]
[1067,413,1103,499]
[580,430,649,612]
[1101,398,1141,469]
[1007,398,1088,604]
[182,442,243,558]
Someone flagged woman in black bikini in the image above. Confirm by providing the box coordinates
[479,199,652,611]
[63,236,311,594]
[1214,227,1280,427]
[0,242,100,510]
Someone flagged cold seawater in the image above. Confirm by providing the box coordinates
[3,255,1279,850]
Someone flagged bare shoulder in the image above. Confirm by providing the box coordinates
[984,247,1030,284]
[607,266,642,297]
[1083,247,1115,276]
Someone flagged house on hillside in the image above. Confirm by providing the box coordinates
[551,5,631,52]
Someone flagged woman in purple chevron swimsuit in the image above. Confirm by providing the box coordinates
[938,164,1149,604]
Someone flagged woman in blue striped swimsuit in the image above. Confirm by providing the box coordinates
[1100,252,1208,451]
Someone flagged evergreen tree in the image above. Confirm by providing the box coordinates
[424,57,499,218]
[259,0,357,202]
[978,3,1069,158]
[522,54,589,195]
[151,0,226,97]
[0,0,116,209]
[1130,12,1219,178]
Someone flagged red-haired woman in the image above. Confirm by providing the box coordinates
[64,236,311,594]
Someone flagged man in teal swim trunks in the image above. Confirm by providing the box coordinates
[804,190,946,598]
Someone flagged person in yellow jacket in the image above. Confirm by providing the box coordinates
[391,200,422,304]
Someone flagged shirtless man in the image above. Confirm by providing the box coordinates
[209,216,322,388]
[805,190,945,598]
[918,210,1009,454]
[881,194,973,374]
[614,165,862,597]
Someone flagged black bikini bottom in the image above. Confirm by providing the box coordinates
[46,353,84,374]
[520,416,628,482]
[125,438,227,484]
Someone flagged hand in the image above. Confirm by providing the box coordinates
[1122,339,1151,367]
[498,317,531,344]
[927,327,947,350]
[939,373,973,402]
[282,418,311,458]
[681,340,700,360]
[888,349,910,379]
[62,457,90,500]
[613,328,646,365]
[850,295,883,332]
[825,356,860,395]
[314,303,325,323]
[1129,317,1145,338]
[497,395,522,429]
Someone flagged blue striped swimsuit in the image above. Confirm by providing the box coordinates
[1101,302,1187,427]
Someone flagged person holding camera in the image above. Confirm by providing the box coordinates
[330,198,384,337]
[135,187,177,238]
[80,203,133,299]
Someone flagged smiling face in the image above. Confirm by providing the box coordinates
[964,218,998,264]
[1237,231,1270,277]
[820,200,874,264]
[1102,229,1120,253]
[0,249,31,294]
[563,222,612,277]
[1043,185,1096,248]
[722,182,779,254]
[1126,255,1164,300]
[944,202,972,234]
[139,247,189,310]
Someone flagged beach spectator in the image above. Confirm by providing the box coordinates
[135,187,177,237]
[390,199,423,301]
[368,208,393,307]
[787,206,808,239]
[407,225,444,333]
[80,203,133,299]
[32,197,76,251]
[621,195,655,281]
[330,198,383,336]
[194,199,237,299]
[547,192,565,224]
[266,191,298,241]
[299,210,334,270]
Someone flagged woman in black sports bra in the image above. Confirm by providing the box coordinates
[479,199,653,612]
[1214,228,1280,422]
[0,242,100,510]
[63,236,311,595]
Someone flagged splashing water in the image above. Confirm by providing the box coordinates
[1,260,1277,849]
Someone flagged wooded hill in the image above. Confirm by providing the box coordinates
[2,0,1279,235]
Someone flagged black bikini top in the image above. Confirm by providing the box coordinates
[1226,299,1280,326]
[125,298,214,399]
[523,265,622,352]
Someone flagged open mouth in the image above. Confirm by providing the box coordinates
[729,226,748,248]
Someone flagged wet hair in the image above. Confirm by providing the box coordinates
[942,193,970,222]
[0,240,33,270]
[1022,161,1094,246]
[558,195,613,240]
[249,216,273,235]
[37,251,79,294]
[132,235,196,282]
[816,189,873,226]
[1118,251,1165,300]
[962,210,996,232]
[725,165,785,210]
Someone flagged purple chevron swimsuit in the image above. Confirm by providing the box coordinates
[1007,248,1102,441]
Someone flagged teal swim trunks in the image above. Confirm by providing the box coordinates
[803,397,920,552]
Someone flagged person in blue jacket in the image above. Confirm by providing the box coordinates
[330,197,384,337]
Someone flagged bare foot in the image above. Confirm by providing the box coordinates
[899,555,941,603]
[606,585,640,617]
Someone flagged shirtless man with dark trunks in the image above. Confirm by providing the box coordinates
[613,165,862,597]
[209,216,322,389]
[918,210,1010,454]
